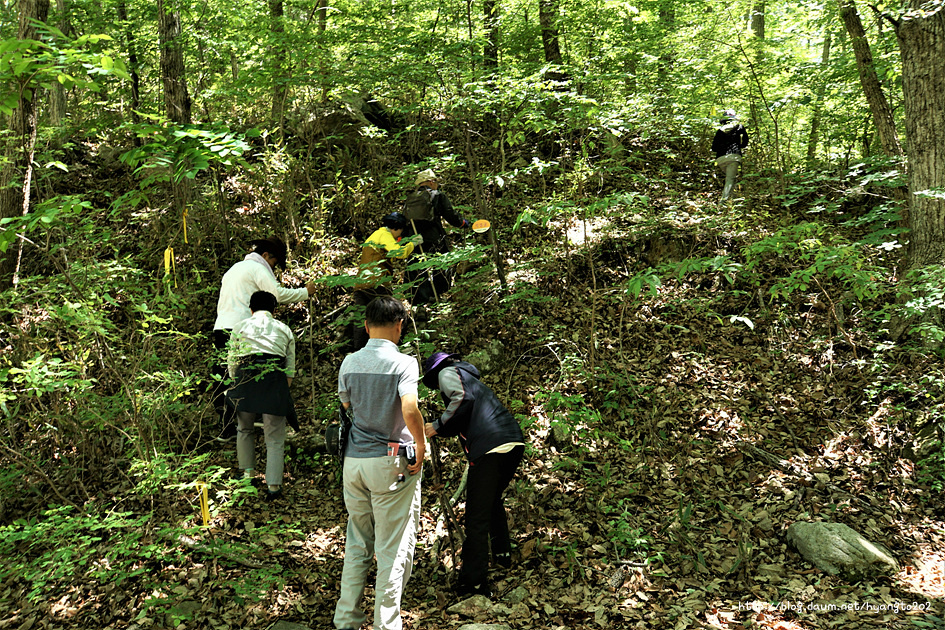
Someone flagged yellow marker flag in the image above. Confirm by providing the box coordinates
[196,481,210,526]
[163,247,178,288]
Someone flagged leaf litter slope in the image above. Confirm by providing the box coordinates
[200,194,941,629]
[3,154,943,630]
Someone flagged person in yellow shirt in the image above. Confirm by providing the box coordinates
[347,213,420,352]
[356,212,417,290]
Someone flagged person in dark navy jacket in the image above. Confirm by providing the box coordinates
[422,351,525,598]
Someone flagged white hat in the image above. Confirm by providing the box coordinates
[414,169,438,187]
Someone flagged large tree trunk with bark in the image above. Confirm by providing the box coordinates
[157,0,192,220]
[0,0,51,289]
[887,2,945,341]
[157,0,192,125]
[896,3,945,270]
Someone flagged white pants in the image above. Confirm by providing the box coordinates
[333,456,422,630]
[236,411,286,486]
[717,154,742,200]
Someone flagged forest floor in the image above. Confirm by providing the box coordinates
[3,142,945,630]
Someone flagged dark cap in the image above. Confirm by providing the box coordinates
[422,351,461,389]
[382,212,408,230]
[250,236,288,268]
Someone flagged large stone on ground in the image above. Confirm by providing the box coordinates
[448,594,493,618]
[786,521,899,580]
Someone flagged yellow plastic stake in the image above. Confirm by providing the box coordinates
[163,247,178,288]
[182,207,189,244]
[197,481,210,527]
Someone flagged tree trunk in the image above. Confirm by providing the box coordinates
[156,0,192,223]
[0,0,50,288]
[657,7,675,91]
[538,0,568,85]
[117,0,141,138]
[49,0,71,129]
[807,32,832,164]
[538,0,562,63]
[157,0,192,125]
[483,0,498,73]
[838,0,902,159]
[318,0,329,102]
[269,0,288,129]
[750,1,765,38]
[895,3,945,271]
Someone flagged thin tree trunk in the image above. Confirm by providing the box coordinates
[807,32,832,164]
[657,7,675,88]
[538,0,568,84]
[0,0,51,289]
[749,0,765,67]
[269,0,288,130]
[49,0,70,129]
[838,0,902,159]
[483,0,498,73]
[318,0,329,102]
[117,0,141,137]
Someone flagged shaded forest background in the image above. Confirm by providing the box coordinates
[0,0,943,629]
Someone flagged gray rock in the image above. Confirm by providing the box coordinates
[465,340,505,376]
[502,586,529,605]
[164,600,201,626]
[786,521,899,580]
[903,421,943,462]
[448,594,493,618]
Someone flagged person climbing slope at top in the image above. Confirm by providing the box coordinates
[711,109,750,202]
[402,169,470,305]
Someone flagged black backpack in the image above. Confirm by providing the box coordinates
[325,404,351,461]
[404,188,435,222]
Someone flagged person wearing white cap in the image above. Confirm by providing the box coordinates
[711,110,750,201]
[402,169,470,304]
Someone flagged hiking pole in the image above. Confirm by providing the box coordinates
[429,435,464,569]
[409,218,441,304]
[406,323,463,569]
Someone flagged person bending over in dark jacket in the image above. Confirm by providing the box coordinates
[422,351,526,598]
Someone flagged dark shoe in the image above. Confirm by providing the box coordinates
[265,488,283,502]
[454,579,491,598]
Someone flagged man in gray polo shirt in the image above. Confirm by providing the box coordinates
[333,296,426,630]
